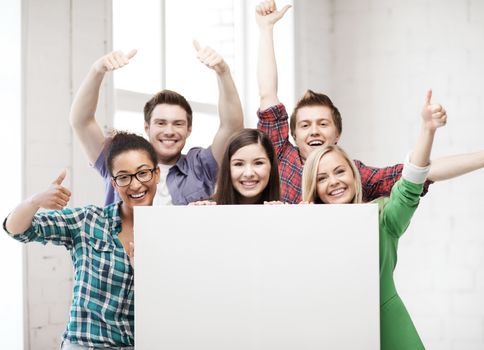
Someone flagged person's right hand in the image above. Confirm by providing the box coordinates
[30,169,72,210]
[421,89,447,132]
[255,0,291,28]
[92,49,137,74]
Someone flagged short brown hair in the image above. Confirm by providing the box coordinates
[290,90,342,138]
[213,129,280,204]
[143,89,193,127]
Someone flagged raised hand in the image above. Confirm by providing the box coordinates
[255,0,292,27]
[30,169,72,210]
[92,49,137,74]
[421,89,447,131]
[193,40,229,75]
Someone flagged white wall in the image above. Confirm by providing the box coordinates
[0,0,23,348]
[294,0,484,348]
[22,0,111,348]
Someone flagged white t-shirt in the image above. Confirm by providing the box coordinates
[153,163,173,206]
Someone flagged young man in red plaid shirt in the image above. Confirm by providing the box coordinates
[255,0,484,204]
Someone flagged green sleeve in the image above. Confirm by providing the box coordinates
[380,178,424,238]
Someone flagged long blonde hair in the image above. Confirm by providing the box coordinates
[302,145,363,204]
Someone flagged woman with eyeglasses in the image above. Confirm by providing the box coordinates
[3,131,159,349]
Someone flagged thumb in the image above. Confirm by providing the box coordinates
[193,40,201,52]
[424,89,432,106]
[53,169,67,185]
[126,49,137,60]
[279,4,292,17]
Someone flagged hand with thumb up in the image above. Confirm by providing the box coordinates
[30,169,72,210]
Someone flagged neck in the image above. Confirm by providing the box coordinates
[238,194,261,205]
[120,203,134,226]
[159,153,181,166]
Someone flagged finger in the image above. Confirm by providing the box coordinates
[106,55,118,70]
[112,51,127,67]
[59,187,72,198]
[424,89,432,106]
[207,53,222,67]
[56,190,71,203]
[126,49,137,60]
[193,40,201,52]
[278,4,292,17]
[53,169,67,185]
[54,199,68,209]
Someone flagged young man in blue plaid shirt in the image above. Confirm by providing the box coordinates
[4,132,159,349]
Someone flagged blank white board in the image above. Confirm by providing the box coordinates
[135,204,380,350]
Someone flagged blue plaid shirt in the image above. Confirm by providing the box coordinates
[4,202,134,347]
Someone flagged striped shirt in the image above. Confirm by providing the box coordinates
[4,202,134,347]
[257,103,431,204]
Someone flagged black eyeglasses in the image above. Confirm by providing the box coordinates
[112,168,156,187]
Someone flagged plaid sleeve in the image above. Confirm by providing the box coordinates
[257,103,293,160]
[355,159,432,202]
[4,207,86,249]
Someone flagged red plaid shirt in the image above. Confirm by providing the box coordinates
[257,103,430,204]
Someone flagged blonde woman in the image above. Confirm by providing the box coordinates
[302,90,446,350]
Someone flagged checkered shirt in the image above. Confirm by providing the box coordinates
[4,202,134,347]
[257,103,430,204]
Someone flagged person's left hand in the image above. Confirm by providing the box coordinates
[193,40,229,75]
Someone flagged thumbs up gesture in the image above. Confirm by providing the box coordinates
[421,89,447,131]
[31,169,72,210]
[93,49,138,74]
[193,40,229,75]
[255,0,292,27]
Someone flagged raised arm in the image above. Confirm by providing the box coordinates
[70,49,137,164]
[256,0,291,110]
[409,90,447,167]
[193,41,243,165]
[5,170,71,235]
[382,90,447,237]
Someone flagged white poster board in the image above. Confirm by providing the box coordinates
[135,204,380,350]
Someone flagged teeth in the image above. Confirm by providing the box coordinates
[330,188,345,196]
[130,192,146,199]
[309,141,323,146]
[241,181,257,187]
[162,140,176,144]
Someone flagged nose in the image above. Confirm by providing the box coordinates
[163,123,175,136]
[242,164,255,177]
[129,176,143,190]
[328,174,340,187]
[309,122,320,135]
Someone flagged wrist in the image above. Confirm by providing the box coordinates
[27,194,42,209]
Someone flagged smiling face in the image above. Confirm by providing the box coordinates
[144,103,192,165]
[230,143,271,204]
[316,150,356,204]
[294,105,340,163]
[111,150,160,209]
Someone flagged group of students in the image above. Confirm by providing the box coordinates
[4,1,484,349]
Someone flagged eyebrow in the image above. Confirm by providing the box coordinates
[114,164,152,176]
[298,117,332,123]
[231,157,268,162]
[152,118,186,123]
